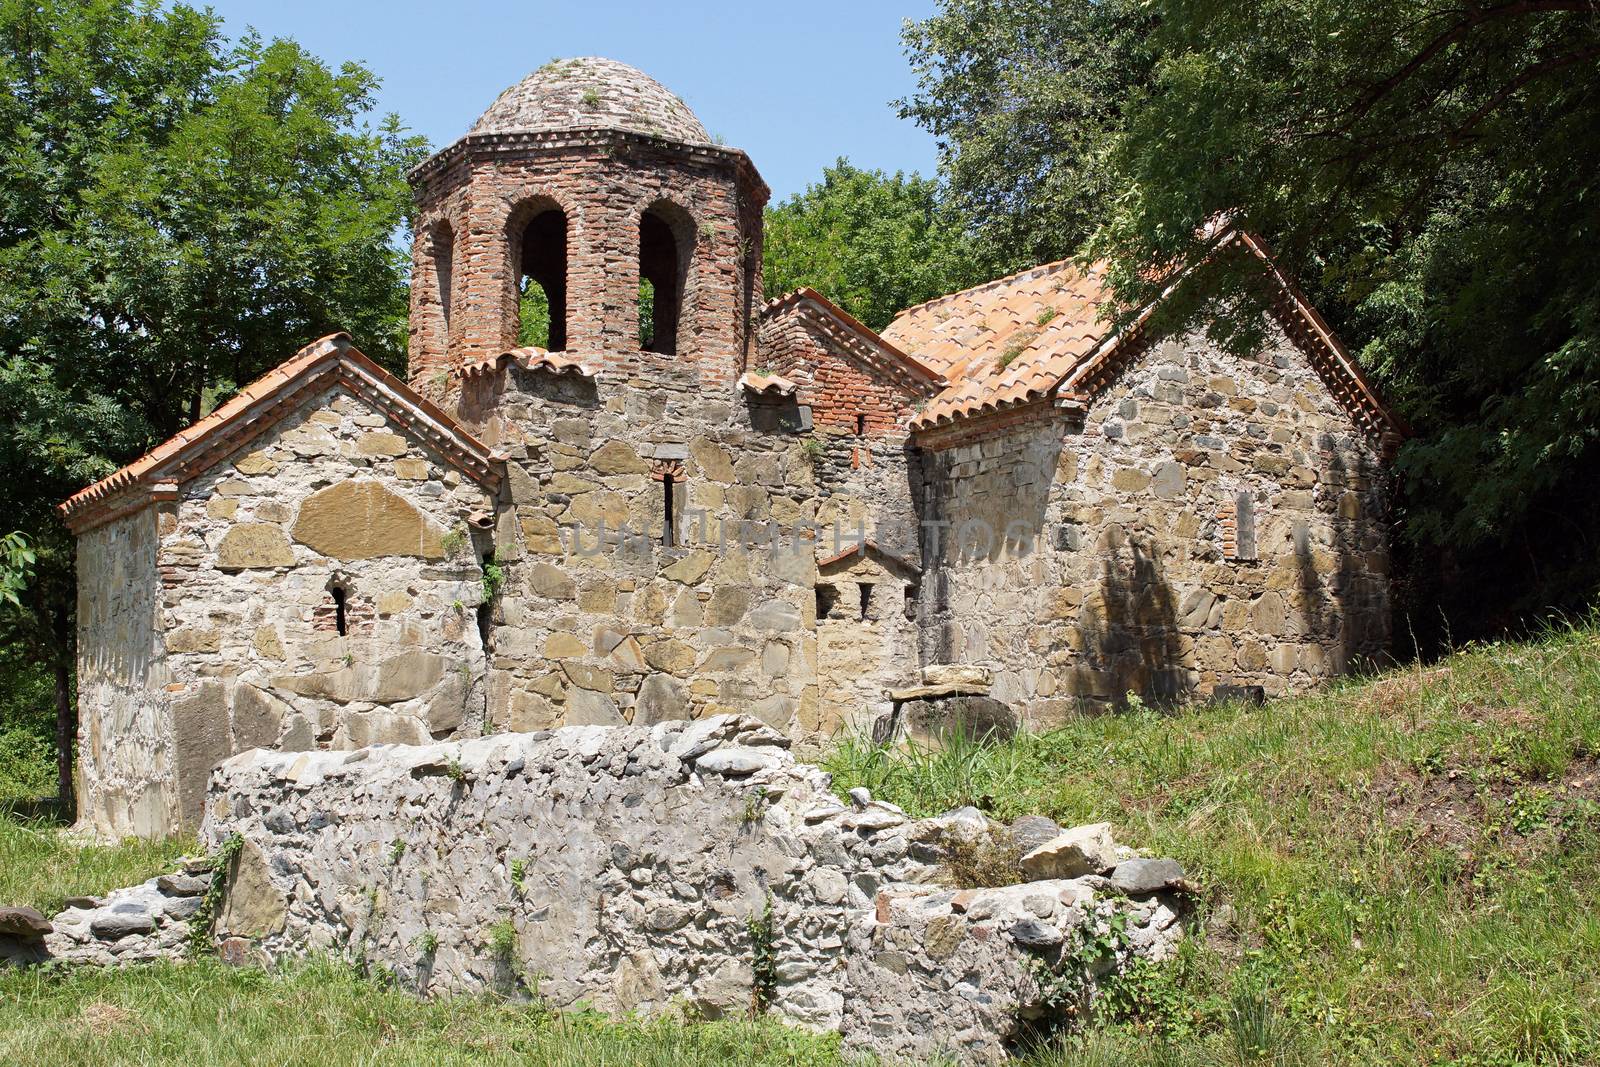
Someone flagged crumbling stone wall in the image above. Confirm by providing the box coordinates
[82,387,499,835]
[917,322,1392,722]
[74,509,170,836]
[198,716,1187,1063]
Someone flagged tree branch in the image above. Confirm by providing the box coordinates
[1336,0,1599,129]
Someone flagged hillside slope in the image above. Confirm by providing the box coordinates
[828,621,1600,1064]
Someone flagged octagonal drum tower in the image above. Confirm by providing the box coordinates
[406,57,769,393]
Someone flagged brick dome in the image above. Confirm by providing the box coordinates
[471,57,710,143]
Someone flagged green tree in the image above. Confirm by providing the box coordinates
[0,0,427,802]
[899,0,1156,278]
[763,159,984,332]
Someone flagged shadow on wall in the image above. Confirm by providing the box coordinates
[1295,443,1386,676]
[1070,529,1186,709]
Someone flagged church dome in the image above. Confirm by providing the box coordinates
[470,57,710,144]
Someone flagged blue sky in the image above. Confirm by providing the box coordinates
[202,0,942,201]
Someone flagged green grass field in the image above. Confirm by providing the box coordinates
[2,622,1597,1065]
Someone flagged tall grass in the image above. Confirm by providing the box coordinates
[0,817,191,914]
[825,619,1600,1064]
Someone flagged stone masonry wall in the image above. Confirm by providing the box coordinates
[816,549,920,735]
[75,509,172,836]
[198,716,1187,1063]
[143,386,496,832]
[917,322,1392,722]
[460,360,826,738]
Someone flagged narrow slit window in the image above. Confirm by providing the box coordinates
[433,222,454,330]
[858,582,874,621]
[816,584,839,620]
[904,583,918,621]
[855,413,866,437]
[661,473,676,547]
[1235,491,1258,561]
[332,586,348,636]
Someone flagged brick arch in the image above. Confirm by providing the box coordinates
[636,196,698,357]
[502,193,575,353]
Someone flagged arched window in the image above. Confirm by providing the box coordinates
[509,202,567,351]
[638,204,692,355]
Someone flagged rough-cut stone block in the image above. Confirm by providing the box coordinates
[1020,823,1119,881]
[215,524,295,570]
[290,480,444,560]
[171,681,231,829]
[232,684,288,751]
[218,839,287,940]
[919,664,993,689]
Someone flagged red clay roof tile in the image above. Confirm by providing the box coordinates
[59,333,504,533]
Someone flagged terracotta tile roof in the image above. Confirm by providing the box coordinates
[458,347,599,380]
[885,226,1405,440]
[59,333,505,534]
[759,287,946,388]
[739,370,799,397]
[882,261,1113,430]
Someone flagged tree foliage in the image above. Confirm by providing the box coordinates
[763,159,984,331]
[901,0,1600,634]
[899,0,1156,277]
[0,0,426,799]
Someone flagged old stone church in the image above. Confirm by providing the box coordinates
[59,58,1403,837]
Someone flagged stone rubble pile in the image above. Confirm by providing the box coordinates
[0,865,214,968]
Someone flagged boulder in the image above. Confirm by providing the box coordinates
[1007,814,1062,854]
[1020,822,1119,880]
[0,906,52,940]
[1110,858,1185,895]
[899,694,1017,746]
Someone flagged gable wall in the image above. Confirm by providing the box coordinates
[129,387,495,832]
[917,320,1392,724]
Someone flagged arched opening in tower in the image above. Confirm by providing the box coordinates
[639,206,690,355]
[516,206,567,351]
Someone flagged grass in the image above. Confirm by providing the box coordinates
[826,619,1600,1064]
[0,958,854,1067]
[1,622,1596,1064]
[0,816,190,915]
